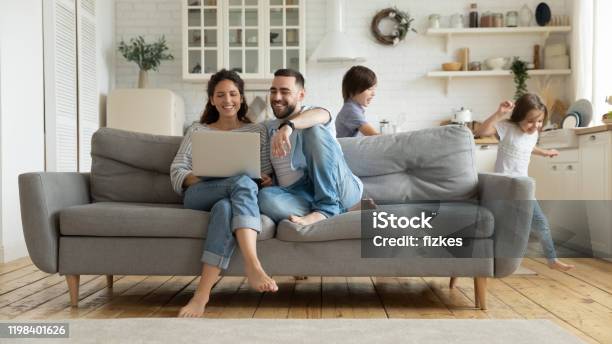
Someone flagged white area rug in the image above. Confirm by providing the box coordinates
[5,319,583,344]
[513,266,538,276]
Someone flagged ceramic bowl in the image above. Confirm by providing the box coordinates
[442,62,462,71]
[485,57,507,70]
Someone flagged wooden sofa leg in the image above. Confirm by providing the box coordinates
[106,275,114,288]
[66,275,80,307]
[474,277,487,310]
[449,277,457,289]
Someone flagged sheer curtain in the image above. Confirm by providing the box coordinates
[570,0,594,104]
[593,0,612,120]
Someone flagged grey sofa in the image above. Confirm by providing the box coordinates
[19,126,534,310]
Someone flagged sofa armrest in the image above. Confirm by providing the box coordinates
[478,173,535,278]
[18,172,91,273]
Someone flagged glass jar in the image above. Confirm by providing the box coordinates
[469,61,482,71]
[429,14,441,29]
[450,13,464,28]
[506,11,518,27]
[492,13,504,27]
[480,11,493,28]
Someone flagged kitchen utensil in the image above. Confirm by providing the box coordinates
[567,99,593,127]
[519,4,533,26]
[452,107,473,124]
[485,57,508,70]
[535,3,551,26]
[442,62,462,71]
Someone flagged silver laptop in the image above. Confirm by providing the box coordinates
[192,131,261,179]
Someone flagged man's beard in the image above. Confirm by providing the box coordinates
[272,102,296,119]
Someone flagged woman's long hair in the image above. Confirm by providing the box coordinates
[200,69,250,124]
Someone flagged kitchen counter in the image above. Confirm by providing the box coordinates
[475,137,499,145]
[575,124,612,135]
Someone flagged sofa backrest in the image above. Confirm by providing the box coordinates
[91,125,478,204]
[338,125,478,202]
[91,128,183,203]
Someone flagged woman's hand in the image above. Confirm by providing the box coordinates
[183,173,202,188]
[260,174,273,187]
[497,100,515,117]
[272,126,292,158]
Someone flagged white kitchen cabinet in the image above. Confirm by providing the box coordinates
[580,132,611,200]
[474,144,498,173]
[579,131,612,257]
[530,149,580,200]
[182,0,306,81]
[529,131,612,258]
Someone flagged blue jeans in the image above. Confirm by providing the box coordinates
[259,125,363,222]
[183,174,261,270]
[532,200,557,261]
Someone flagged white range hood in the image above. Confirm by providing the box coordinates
[309,0,365,63]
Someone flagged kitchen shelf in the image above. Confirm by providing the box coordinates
[427,69,572,95]
[426,26,572,53]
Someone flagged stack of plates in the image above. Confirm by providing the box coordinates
[561,99,592,128]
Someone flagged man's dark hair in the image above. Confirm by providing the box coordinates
[274,69,305,89]
[342,66,377,102]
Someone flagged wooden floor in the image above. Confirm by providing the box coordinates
[0,258,611,343]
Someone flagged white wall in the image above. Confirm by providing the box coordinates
[114,0,571,129]
[97,0,116,126]
[0,0,46,262]
[0,0,115,263]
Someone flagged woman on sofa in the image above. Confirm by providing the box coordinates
[170,69,278,318]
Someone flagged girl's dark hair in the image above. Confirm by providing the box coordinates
[200,69,250,124]
[342,66,377,102]
[510,93,548,124]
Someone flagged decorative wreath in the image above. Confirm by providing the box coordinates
[371,7,416,46]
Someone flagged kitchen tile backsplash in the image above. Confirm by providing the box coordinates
[115,0,571,131]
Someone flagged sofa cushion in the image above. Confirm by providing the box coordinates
[60,202,275,241]
[91,128,183,203]
[338,125,478,202]
[276,202,494,242]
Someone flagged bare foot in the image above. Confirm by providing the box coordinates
[289,212,326,226]
[178,294,209,318]
[548,259,575,271]
[245,265,278,292]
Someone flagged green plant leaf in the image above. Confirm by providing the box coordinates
[118,35,174,72]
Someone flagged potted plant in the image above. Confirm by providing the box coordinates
[118,36,174,88]
[510,57,530,100]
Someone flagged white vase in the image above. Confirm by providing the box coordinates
[519,4,533,27]
[138,70,148,88]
